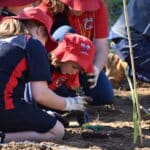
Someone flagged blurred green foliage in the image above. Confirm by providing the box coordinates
[104,0,129,26]
[109,0,123,25]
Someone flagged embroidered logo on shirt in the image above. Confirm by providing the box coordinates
[84,18,94,30]
[56,78,67,87]
[80,43,91,55]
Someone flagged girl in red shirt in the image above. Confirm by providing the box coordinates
[49,33,95,92]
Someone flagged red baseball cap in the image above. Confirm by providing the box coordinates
[37,3,58,51]
[51,33,95,73]
[60,0,101,11]
[13,7,57,52]
[0,0,38,7]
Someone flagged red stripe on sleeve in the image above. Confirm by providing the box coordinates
[4,58,27,110]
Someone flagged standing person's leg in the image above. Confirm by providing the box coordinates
[112,37,150,82]
[133,37,150,82]
[80,71,114,105]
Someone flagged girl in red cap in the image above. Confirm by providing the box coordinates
[0,7,89,143]
[38,0,114,106]
[48,33,95,93]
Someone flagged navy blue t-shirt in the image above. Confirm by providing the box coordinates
[0,35,50,110]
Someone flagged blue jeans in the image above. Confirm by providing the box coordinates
[79,71,114,105]
[52,25,114,105]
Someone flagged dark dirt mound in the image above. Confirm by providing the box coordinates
[0,87,150,150]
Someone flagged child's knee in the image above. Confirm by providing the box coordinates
[51,120,65,140]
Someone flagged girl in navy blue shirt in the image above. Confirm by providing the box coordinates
[0,7,87,143]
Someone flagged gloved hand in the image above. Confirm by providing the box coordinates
[105,53,128,88]
[87,65,100,89]
[64,96,92,111]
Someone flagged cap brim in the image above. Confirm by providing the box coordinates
[61,52,94,73]
[51,46,64,59]
[0,0,38,6]
[61,0,100,11]
[15,20,58,52]
[12,12,58,53]
[72,4,100,11]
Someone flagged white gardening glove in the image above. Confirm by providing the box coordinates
[87,65,100,89]
[64,96,92,111]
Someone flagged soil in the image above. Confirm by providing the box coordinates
[0,85,150,150]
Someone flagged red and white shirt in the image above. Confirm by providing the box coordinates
[48,71,80,90]
[67,0,108,40]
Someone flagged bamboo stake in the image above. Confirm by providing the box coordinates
[122,0,143,145]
